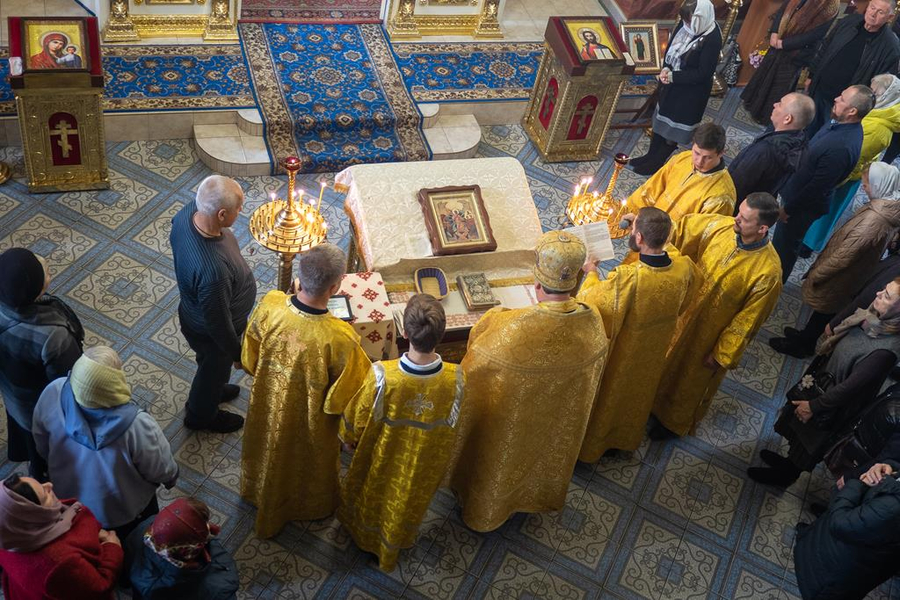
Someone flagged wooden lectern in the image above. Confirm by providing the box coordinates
[523,16,634,163]
[7,16,109,193]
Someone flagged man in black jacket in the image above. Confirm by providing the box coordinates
[773,84,871,282]
[728,92,814,209]
[794,460,900,600]
[805,0,899,136]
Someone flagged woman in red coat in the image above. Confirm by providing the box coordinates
[0,473,123,600]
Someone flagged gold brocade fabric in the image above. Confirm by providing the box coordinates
[449,300,608,532]
[576,255,701,462]
[653,215,782,436]
[240,291,371,538]
[626,151,736,223]
[337,360,464,572]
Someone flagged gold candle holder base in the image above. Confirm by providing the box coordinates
[0,162,10,185]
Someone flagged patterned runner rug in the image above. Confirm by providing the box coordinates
[240,22,430,174]
[239,0,381,22]
[393,42,543,102]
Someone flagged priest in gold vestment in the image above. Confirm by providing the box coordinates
[624,123,736,226]
[576,207,701,462]
[338,294,464,572]
[449,231,609,532]
[240,244,370,538]
[652,194,783,438]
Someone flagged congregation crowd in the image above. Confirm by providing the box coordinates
[5,0,900,598]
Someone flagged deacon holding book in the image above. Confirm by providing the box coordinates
[623,123,736,226]
[338,294,464,572]
[576,207,701,462]
[652,194,783,439]
[449,231,609,532]
[239,243,371,538]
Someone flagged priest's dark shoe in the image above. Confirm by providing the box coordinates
[220,383,241,403]
[747,466,800,487]
[648,423,678,441]
[783,326,802,338]
[760,449,793,469]
[768,336,814,358]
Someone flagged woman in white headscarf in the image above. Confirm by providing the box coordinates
[803,74,900,253]
[770,161,900,358]
[630,0,722,176]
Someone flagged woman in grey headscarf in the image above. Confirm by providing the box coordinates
[751,277,900,487]
[629,0,722,176]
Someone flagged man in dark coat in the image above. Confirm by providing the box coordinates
[805,0,899,136]
[773,84,871,282]
[794,460,900,600]
[728,92,814,209]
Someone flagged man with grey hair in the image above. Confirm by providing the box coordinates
[804,0,899,137]
[728,93,814,209]
[240,243,370,538]
[773,85,870,282]
[170,175,255,433]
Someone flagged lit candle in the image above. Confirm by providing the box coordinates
[317,181,326,214]
[269,192,276,202]
[614,199,628,225]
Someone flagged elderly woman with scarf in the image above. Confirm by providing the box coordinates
[771,162,900,358]
[629,0,722,176]
[125,497,238,599]
[741,0,839,125]
[0,473,123,599]
[801,74,900,254]
[750,277,900,487]
[0,248,83,480]
[32,346,179,540]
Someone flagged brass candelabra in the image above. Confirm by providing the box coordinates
[0,162,10,185]
[565,153,631,239]
[711,0,743,97]
[249,156,328,292]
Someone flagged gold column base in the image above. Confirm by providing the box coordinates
[277,252,296,293]
[0,162,10,185]
[203,17,238,41]
[103,17,140,42]
[711,73,726,97]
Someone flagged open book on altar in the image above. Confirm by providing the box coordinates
[563,221,616,263]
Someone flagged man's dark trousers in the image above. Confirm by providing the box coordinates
[179,309,235,427]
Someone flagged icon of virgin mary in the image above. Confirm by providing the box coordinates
[29,32,68,69]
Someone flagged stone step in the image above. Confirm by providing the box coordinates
[237,109,264,136]
[424,114,482,160]
[419,103,440,129]
[193,124,271,177]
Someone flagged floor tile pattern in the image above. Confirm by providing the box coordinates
[0,88,896,599]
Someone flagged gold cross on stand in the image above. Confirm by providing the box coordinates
[540,86,557,120]
[49,120,78,158]
[574,104,595,135]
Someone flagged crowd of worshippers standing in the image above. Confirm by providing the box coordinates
[5,2,900,599]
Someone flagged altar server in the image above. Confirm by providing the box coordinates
[240,243,370,538]
[652,193,783,438]
[338,294,464,572]
[449,231,608,532]
[576,207,701,461]
[624,123,736,226]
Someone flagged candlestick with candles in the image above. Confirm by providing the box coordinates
[564,153,631,239]
[249,156,329,292]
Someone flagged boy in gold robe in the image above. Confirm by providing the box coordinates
[652,193,783,438]
[623,123,736,226]
[576,207,701,462]
[450,231,609,532]
[338,294,464,572]
[240,243,370,538]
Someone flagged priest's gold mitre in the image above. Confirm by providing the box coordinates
[533,231,586,292]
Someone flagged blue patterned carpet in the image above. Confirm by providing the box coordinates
[393,42,543,102]
[0,45,254,116]
[240,22,430,174]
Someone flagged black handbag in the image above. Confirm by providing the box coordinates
[784,354,837,428]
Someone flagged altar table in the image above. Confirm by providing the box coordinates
[337,157,544,285]
[337,272,397,361]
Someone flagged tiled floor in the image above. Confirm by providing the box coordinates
[1,88,897,599]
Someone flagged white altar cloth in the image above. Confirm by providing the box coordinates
[337,157,544,285]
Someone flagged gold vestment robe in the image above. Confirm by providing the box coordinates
[240,291,371,538]
[576,254,701,462]
[337,359,464,572]
[449,299,608,532]
[627,151,736,222]
[653,214,782,436]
